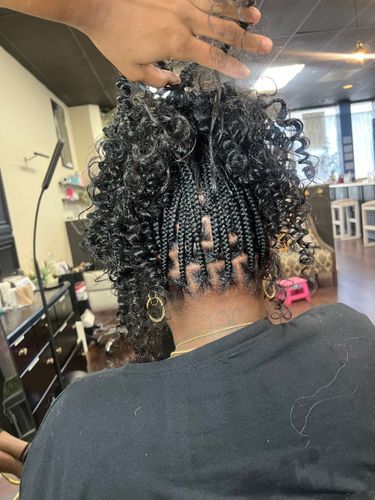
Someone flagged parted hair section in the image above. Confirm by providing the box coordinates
[84,65,315,362]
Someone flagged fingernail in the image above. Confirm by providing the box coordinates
[262,38,273,53]
[240,65,251,78]
[169,73,181,85]
[249,7,261,22]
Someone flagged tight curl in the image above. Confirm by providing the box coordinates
[84,63,315,363]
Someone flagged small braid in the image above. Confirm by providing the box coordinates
[181,171,196,268]
[231,184,256,272]
[177,190,188,287]
[161,188,181,285]
[169,188,181,244]
[222,180,244,248]
[160,207,170,281]
[216,178,234,281]
[206,169,222,259]
[245,190,268,265]
[184,168,207,277]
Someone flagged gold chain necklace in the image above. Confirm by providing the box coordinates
[170,321,255,358]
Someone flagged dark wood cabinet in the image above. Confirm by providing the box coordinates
[10,329,41,376]
[21,346,57,411]
[1,283,87,439]
[54,313,77,367]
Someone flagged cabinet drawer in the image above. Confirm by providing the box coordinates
[62,342,87,376]
[54,317,77,368]
[31,311,55,347]
[10,331,40,375]
[21,347,56,411]
[53,292,73,328]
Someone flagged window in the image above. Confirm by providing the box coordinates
[291,106,342,183]
[51,100,74,169]
[351,101,375,179]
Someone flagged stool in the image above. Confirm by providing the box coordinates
[362,200,375,248]
[331,199,361,240]
[276,277,311,306]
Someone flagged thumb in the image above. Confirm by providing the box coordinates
[131,64,181,88]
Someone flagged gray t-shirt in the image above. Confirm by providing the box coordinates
[21,304,375,499]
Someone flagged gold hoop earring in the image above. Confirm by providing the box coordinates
[1,473,20,486]
[277,232,289,251]
[262,277,276,300]
[146,293,166,323]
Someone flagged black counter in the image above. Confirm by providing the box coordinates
[4,282,70,344]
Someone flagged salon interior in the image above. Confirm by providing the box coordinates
[0,0,374,497]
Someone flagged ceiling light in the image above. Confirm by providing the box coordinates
[342,84,353,89]
[254,64,305,93]
[350,40,367,62]
[318,99,331,105]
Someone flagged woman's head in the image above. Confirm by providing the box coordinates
[85,64,315,362]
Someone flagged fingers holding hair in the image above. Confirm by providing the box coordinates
[183,38,251,78]
[123,64,182,88]
[191,11,272,53]
[191,0,261,24]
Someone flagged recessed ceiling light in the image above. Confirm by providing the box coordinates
[254,64,305,93]
[319,99,331,104]
[342,84,353,89]
[351,40,367,62]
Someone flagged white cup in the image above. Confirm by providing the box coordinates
[0,282,12,307]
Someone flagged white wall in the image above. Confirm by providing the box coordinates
[0,47,77,272]
[69,104,103,185]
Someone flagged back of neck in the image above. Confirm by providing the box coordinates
[167,287,266,351]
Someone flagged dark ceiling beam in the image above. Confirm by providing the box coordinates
[67,27,115,106]
[0,29,51,86]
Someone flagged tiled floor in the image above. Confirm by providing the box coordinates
[0,239,373,499]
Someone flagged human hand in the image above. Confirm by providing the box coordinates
[0,450,22,478]
[0,431,28,478]
[82,0,272,87]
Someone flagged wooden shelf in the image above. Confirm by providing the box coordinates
[59,182,87,189]
[62,198,84,204]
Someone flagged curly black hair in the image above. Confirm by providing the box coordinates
[84,57,315,363]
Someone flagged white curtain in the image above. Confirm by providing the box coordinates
[302,112,326,154]
[352,110,375,179]
[291,107,342,182]
[325,114,341,158]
